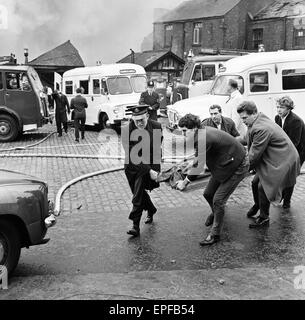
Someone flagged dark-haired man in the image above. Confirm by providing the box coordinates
[202,104,240,137]
[70,87,88,142]
[176,114,249,246]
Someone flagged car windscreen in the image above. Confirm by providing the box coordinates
[131,76,146,93]
[107,77,133,95]
[210,75,244,96]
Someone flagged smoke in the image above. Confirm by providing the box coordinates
[0,0,183,65]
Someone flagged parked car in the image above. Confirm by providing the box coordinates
[0,169,56,276]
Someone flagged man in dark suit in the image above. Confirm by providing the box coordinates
[202,104,240,137]
[176,114,249,246]
[70,87,88,142]
[275,96,305,209]
[52,90,70,137]
[139,80,160,121]
[121,105,163,237]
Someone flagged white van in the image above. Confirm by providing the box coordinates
[168,50,305,129]
[58,64,147,129]
[176,55,238,100]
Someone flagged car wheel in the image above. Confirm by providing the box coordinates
[0,220,21,276]
[0,114,19,142]
[98,113,109,131]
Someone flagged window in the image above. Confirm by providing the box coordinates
[93,79,100,94]
[283,68,305,90]
[211,75,244,96]
[294,28,305,47]
[79,80,89,94]
[5,72,31,91]
[192,64,216,82]
[252,28,263,50]
[131,76,146,93]
[0,73,3,90]
[250,72,269,92]
[107,77,132,95]
[65,81,73,95]
[193,22,202,45]
[165,24,173,47]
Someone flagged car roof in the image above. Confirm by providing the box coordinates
[223,50,305,73]
[0,65,30,72]
[190,55,238,63]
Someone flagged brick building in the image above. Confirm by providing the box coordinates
[153,0,275,58]
[247,0,305,51]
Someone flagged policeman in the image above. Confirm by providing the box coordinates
[121,105,163,237]
[139,80,160,121]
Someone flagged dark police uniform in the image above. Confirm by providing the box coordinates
[52,92,70,136]
[121,105,163,236]
[139,81,160,121]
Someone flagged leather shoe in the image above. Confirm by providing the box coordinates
[205,214,214,227]
[247,205,259,218]
[75,139,79,143]
[127,226,140,237]
[283,202,291,209]
[144,216,153,224]
[199,234,220,246]
[249,217,269,229]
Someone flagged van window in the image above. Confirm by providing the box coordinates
[250,72,269,92]
[65,81,73,94]
[5,72,31,91]
[211,75,244,95]
[131,76,146,93]
[79,80,89,94]
[192,64,216,82]
[282,68,305,90]
[107,77,132,95]
[93,79,100,94]
[0,73,3,90]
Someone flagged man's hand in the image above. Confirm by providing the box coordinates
[176,178,190,191]
[150,170,159,181]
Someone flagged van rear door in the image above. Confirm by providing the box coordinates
[0,72,4,105]
[4,71,40,127]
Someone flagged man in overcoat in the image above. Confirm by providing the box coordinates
[121,105,163,237]
[139,80,160,121]
[275,96,305,209]
[176,114,249,246]
[52,90,70,137]
[237,101,300,228]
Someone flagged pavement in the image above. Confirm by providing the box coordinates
[0,121,305,300]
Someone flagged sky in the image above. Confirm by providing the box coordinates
[0,0,184,65]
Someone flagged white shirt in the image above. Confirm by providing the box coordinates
[225,89,247,138]
[281,112,290,127]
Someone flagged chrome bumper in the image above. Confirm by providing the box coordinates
[45,201,57,228]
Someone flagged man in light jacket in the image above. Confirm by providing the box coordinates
[237,101,300,228]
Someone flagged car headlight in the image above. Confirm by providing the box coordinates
[113,106,122,114]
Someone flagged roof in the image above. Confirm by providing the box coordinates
[63,63,146,77]
[155,0,241,23]
[118,50,185,68]
[191,55,239,63]
[254,0,305,20]
[29,40,84,67]
[0,65,31,71]
[222,50,305,73]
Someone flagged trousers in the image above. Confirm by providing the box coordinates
[203,156,249,236]
[251,174,270,219]
[74,117,86,140]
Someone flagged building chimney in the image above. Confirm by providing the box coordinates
[130,49,135,64]
[24,48,29,65]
